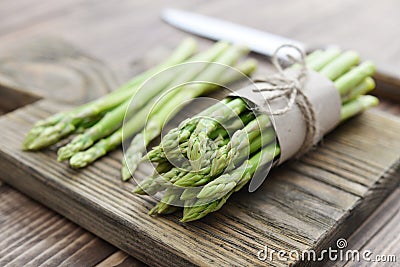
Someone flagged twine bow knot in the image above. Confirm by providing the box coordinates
[253,44,318,157]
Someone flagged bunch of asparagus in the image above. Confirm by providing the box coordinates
[135,48,379,222]
[22,39,257,171]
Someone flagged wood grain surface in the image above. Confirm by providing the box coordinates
[0,37,120,105]
[0,84,39,115]
[329,188,400,267]
[0,183,146,267]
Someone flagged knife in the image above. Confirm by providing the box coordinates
[162,8,400,101]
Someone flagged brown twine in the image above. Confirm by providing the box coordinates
[252,44,318,158]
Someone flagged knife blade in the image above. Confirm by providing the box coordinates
[162,8,308,58]
[162,8,400,101]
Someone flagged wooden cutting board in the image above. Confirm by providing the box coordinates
[1,39,400,267]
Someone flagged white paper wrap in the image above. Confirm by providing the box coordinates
[229,69,341,164]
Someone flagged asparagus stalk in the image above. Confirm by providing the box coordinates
[306,48,341,71]
[318,51,360,80]
[143,98,232,164]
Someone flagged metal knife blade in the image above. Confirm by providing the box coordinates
[162,8,308,58]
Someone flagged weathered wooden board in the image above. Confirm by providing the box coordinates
[0,94,399,266]
[0,184,118,267]
[326,186,400,267]
[0,36,120,105]
[0,84,39,115]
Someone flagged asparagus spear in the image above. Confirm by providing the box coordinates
[306,48,341,71]
[148,187,184,215]
[334,61,376,95]
[144,98,232,163]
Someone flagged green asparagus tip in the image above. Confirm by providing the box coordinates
[57,146,77,161]
[22,130,42,150]
[69,152,90,168]
[148,204,161,216]
[158,205,179,215]
[25,138,53,151]
[22,140,34,151]
[156,202,172,214]
[181,201,218,222]
[236,59,258,76]
[148,202,178,215]
[121,166,132,182]
[180,217,193,223]
[132,186,146,195]
[180,210,200,222]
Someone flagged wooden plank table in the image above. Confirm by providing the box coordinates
[1,1,400,266]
